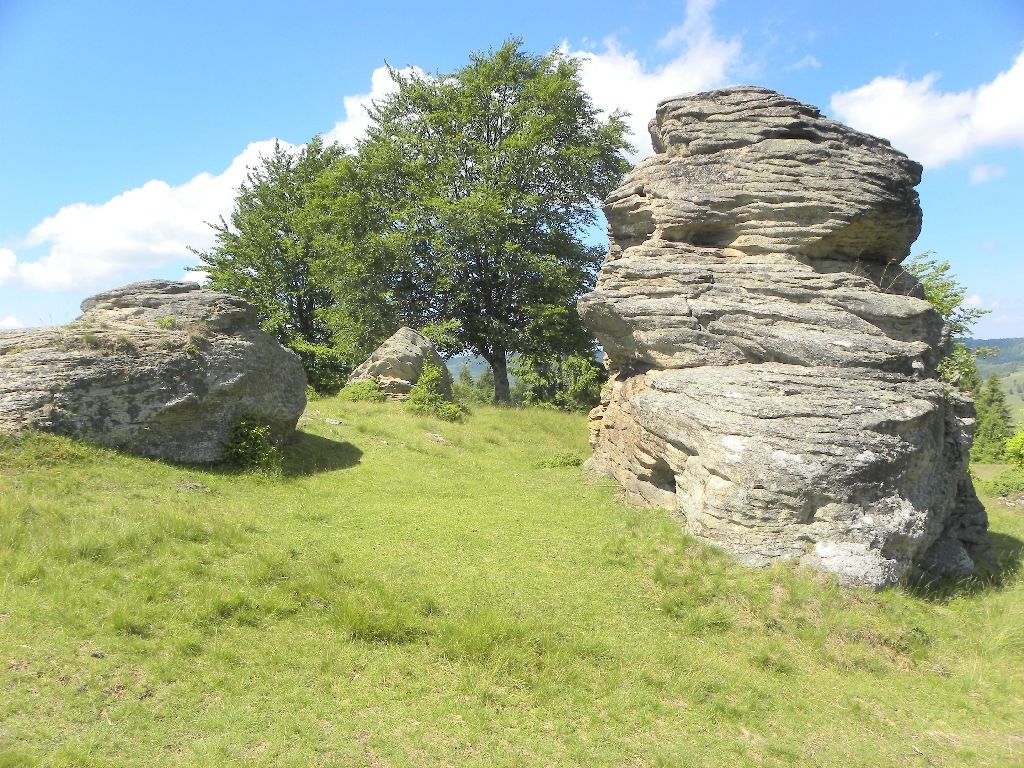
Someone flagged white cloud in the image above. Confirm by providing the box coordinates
[2,14,736,295]
[0,315,24,330]
[181,269,208,285]
[322,65,421,149]
[830,48,1024,167]
[0,65,418,295]
[969,163,1006,184]
[0,248,15,283]
[965,294,984,307]
[565,0,741,158]
[788,54,821,71]
[3,140,290,292]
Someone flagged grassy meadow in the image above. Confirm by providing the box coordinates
[1,400,1022,767]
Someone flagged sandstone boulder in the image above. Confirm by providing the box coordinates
[578,86,990,587]
[348,327,452,400]
[0,280,306,462]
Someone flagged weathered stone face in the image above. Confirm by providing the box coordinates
[348,327,452,400]
[0,280,307,463]
[578,86,989,587]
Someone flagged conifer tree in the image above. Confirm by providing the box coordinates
[971,375,1015,462]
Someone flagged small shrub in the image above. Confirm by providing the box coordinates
[511,352,605,412]
[1006,429,1024,469]
[221,416,281,473]
[111,334,137,355]
[155,316,177,329]
[287,338,349,395]
[976,466,1024,498]
[338,379,387,402]
[536,451,584,468]
[81,332,100,348]
[405,363,461,422]
[453,361,494,405]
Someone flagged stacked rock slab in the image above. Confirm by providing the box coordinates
[348,327,453,400]
[0,280,306,463]
[578,86,990,587]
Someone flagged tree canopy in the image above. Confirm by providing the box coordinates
[906,252,989,390]
[192,40,630,402]
[193,137,344,346]
[357,39,631,401]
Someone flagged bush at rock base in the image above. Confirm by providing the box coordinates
[338,380,388,402]
[405,363,462,422]
[221,416,281,472]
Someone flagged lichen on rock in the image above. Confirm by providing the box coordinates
[0,279,307,463]
[578,86,990,587]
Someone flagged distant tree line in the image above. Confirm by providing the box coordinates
[192,39,631,406]
[908,255,1019,462]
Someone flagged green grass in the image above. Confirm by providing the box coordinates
[1,401,1023,767]
[999,369,1024,425]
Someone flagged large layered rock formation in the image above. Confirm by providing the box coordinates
[348,327,453,400]
[0,280,306,462]
[578,86,989,587]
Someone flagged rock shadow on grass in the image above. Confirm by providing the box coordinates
[905,530,1022,601]
[279,430,362,477]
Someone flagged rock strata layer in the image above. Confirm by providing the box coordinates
[348,327,453,400]
[578,86,989,587]
[0,280,306,462]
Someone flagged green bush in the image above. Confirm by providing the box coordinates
[287,338,349,396]
[976,466,1024,498]
[536,451,584,468]
[1006,429,1024,469]
[510,352,605,412]
[221,416,281,473]
[338,379,388,402]
[405,363,462,422]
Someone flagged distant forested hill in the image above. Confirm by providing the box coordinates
[968,338,1024,377]
[446,354,492,380]
[970,338,1024,425]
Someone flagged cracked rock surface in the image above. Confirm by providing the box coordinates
[578,86,989,587]
[0,280,306,463]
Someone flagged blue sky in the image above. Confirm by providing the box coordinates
[1,0,1022,336]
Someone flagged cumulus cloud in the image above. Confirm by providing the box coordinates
[0,248,15,284]
[830,48,1024,168]
[4,10,736,295]
[0,64,421,295]
[565,0,741,157]
[969,163,1006,184]
[322,65,422,149]
[181,269,208,285]
[0,315,24,329]
[3,140,290,292]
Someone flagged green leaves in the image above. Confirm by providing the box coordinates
[907,252,989,389]
[358,39,631,400]
[191,39,632,402]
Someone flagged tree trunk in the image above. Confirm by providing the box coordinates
[486,350,511,404]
